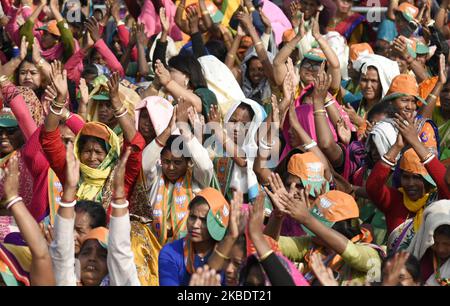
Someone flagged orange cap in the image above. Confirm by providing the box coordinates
[282,29,296,43]
[383,74,427,105]
[80,227,109,249]
[80,122,112,143]
[195,188,230,241]
[400,148,436,186]
[396,2,419,21]
[349,43,373,62]
[38,20,61,37]
[315,190,359,223]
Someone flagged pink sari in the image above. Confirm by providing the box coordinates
[138,0,183,41]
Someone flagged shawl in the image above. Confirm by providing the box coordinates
[366,119,399,162]
[73,122,120,202]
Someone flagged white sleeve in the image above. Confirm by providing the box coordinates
[261,32,271,51]
[107,213,140,286]
[49,215,77,286]
[142,140,163,180]
[185,136,214,188]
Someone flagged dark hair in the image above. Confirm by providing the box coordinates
[239,254,265,286]
[382,252,422,284]
[236,103,255,120]
[82,64,99,79]
[245,56,262,83]
[205,40,227,63]
[161,134,186,157]
[15,55,35,84]
[75,201,107,228]
[366,100,396,122]
[168,54,207,90]
[93,8,103,16]
[78,135,107,155]
[332,219,361,240]
[434,224,450,239]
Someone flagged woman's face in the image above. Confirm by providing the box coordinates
[392,96,417,119]
[389,50,408,73]
[301,0,319,20]
[91,51,106,66]
[74,211,93,255]
[336,0,353,14]
[0,127,23,155]
[186,202,211,243]
[248,58,265,86]
[432,233,450,262]
[169,68,189,88]
[138,108,156,144]
[228,106,253,146]
[285,173,303,198]
[18,62,42,90]
[416,54,427,66]
[300,60,321,85]
[41,31,58,50]
[359,67,381,102]
[400,171,426,201]
[80,139,107,169]
[96,100,117,128]
[78,240,108,286]
[161,149,188,183]
[225,244,245,286]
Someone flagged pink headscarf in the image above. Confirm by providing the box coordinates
[261,0,292,45]
[134,96,174,136]
[280,83,354,160]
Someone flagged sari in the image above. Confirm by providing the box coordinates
[0,233,31,286]
[432,107,450,164]
[331,13,376,45]
[73,122,121,204]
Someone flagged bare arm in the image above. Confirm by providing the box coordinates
[387,0,399,21]
[418,54,446,119]
[198,0,213,30]
[436,0,450,38]
[273,31,303,86]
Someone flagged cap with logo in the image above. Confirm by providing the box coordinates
[400,148,436,187]
[80,227,109,249]
[381,74,426,105]
[37,20,61,37]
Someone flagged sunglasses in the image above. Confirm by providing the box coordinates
[0,127,19,135]
[301,60,322,71]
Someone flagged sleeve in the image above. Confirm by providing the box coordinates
[419,122,438,154]
[186,136,214,188]
[366,161,399,213]
[107,213,140,286]
[158,245,182,286]
[57,20,75,62]
[191,32,207,59]
[6,5,21,46]
[123,132,146,198]
[152,39,168,71]
[19,19,34,49]
[65,49,86,85]
[117,24,138,61]
[278,236,312,263]
[261,32,271,50]
[9,91,37,140]
[49,214,77,286]
[94,39,125,77]
[142,140,163,180]
[65,114,85,134]
[260,252,296,286]
[39,128,67,185]
[340,241,382,274]
[425,156,450,199]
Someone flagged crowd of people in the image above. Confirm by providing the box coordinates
[0,0,449,287]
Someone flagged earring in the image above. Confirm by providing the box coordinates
[184,79,189,87]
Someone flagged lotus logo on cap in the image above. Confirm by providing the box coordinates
[319,197,333,209]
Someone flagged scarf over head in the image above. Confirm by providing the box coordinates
[366,119,399,162]
[74,122,120,202]
[134,96,174,137]
[241,49,274,105]
[223,99,266,200]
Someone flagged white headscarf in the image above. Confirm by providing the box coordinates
[366,119,399,162]
[353,54,400,98]
[223,99,267,200]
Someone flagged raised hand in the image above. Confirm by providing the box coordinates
[106,71,121,109]
[248,189,266,239]
[112,147,132,200]
[438,53,447,85]
[19,36,29,61]
[154,59,172,86]
[228,191,244,239]
[186,5,200,34]
[111,0,121,22]
[392,36,410,60]
[189,265,221,286]
[85,17,101,42]
[264,173,289,214]
[208,104,221,123]
[3,155,20,203]
[270,95,280,127]
[136,23,149,46]
[310,253,339,286]
[312,62,332,104]
[393,113,419,146]
[382,251,411,286]
[236,10,253,31]
[336,118,351,146]
[49,60,68,105]
[79,78,89,106]
[311,11,321,39]
[277,185,311,223]
[160,7,170,34]
[64,141,80,190]
[32,37,42,64]
[343,103,363,127]
[187,105,204,142]
[259,7,271,34]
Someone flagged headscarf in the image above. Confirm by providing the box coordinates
[134,96,174,136]
[241,49,274,106]
[352,54,400,98]
[223,99,266,200]
[366,119,399,162]
[137,0,182,41]
[260,0,291,46]
[74,122,121,202]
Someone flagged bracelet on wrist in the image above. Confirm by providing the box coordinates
[259,250,274,262]
[313,109,326,115]
[50,105,64,116]
[214,246,231,260]
[303,140,317,150]
[381,154,396,167]
[6,196,23,210]
[114,108,128,118]
[155,137,165,148]
[59,199,77,208]
[111,200,129,209]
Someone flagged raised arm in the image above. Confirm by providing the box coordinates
[392,36,428,83]
[2,156,55,285]
[418,54,446,119]
[436,0,450,38]
[0,36,27,78]
[198,0,213,30]
[273,30,303,86]
[20,0,46,48]
[174,0,190,35]
[387,0,399,21]
[187,6,207,59]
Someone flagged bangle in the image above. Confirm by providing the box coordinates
[214,246,230,260]
[155,137,165,148]
[111,200,129,209]
[421,152,435,164]
[303,140,317,150]
[50,105,64,116]
[428,94,437,100]
[313,109,326,115]
[227,53,235,59]
[381,154,396,167]
[249,7,256,12]
[51,99,66,109]
[114,108,128,118]
[0,75,9,84]
[117,20,125,27]
[36,58,45,69]
[6,196,23,210]
[201,10,209,15]
[59,200,77,208]
[324,100,335,108]
[259,250,274,262]
[255,41,263,47]
[259,137,275,150]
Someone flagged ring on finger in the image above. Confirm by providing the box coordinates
[402,119,409,126]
